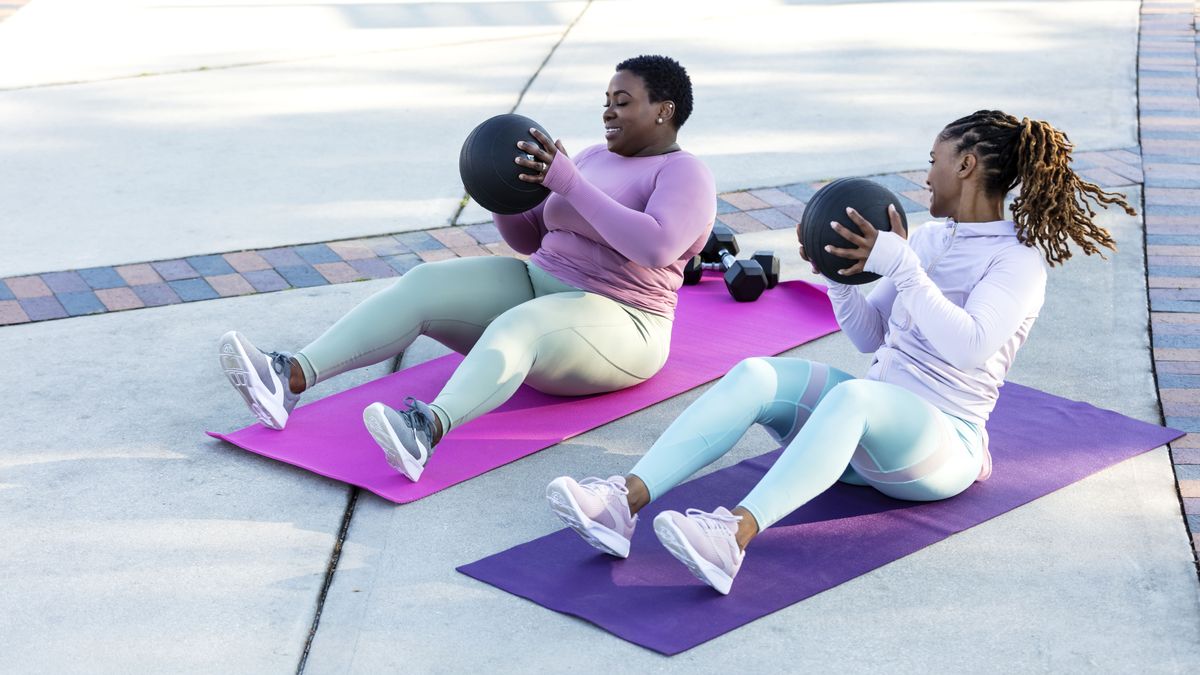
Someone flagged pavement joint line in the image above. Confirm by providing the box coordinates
[448,0,595,229]
[296,487,359,675]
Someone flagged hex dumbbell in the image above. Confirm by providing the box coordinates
[682,226,777,302]
[702,249,781,289]
[750,251,780,289]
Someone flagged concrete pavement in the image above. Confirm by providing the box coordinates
[1,1,1197,672]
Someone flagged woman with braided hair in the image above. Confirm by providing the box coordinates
[546,110,1136,594]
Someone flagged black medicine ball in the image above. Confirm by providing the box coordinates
[800,178,909,285]
[459,113,553,215]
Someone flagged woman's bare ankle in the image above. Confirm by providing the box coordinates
[288,358,307,395]
[731,506,759,551]
[430,414,444,446]
[625,474,651,515]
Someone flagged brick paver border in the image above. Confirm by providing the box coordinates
[0,156,1140,325]
[1141,0,1200,559]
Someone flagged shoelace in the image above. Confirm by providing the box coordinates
[578,476,628,498]
[268,351,291,376]
[400,396,434,438]
[684,508,741,535]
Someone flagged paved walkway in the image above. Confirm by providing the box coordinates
[3,12,1192,553]
[1,1,1197,672]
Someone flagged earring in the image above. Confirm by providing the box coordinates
[656,117,664,124]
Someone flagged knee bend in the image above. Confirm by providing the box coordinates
[475,308,539,350]
[825,379,881,408]
[704,359,782,412]
[724,357,778,389]
[389,259,443,291]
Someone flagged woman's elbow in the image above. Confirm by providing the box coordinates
[495,228,542,254]
[850,336,884,354]
[506,239,541,256]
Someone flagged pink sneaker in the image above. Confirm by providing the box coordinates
[545,476,638,558]
[653,507,744,595]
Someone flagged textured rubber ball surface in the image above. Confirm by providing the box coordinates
[800,178,908,285]
[459,113,553,215]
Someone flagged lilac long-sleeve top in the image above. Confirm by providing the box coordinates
[828,219,1048,477]
[492,144,716,319]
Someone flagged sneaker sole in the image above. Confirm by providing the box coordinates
[363,403,425,482]
[218,331,286,430]
[545,479,631,558]
[653,516,734,595]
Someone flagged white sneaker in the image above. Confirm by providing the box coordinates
[218,331,301,430]
[653,507,744,595]
[545,476,638,558]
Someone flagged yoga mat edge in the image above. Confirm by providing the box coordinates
[206,279,841,504]
[456,382,1182,655]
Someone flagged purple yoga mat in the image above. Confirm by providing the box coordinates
[457,383,1182,655]
[207,277,840,503]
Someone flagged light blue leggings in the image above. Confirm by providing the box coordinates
[629,357,985,529]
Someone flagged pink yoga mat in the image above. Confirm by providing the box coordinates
[208,277,840,503]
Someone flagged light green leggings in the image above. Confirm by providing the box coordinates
[295,256,673,434]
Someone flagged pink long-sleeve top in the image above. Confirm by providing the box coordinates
[492,144,716,319]
[828,219,1048,479]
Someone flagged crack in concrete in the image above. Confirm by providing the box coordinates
[449,0,595,228]
[294,5,596,670]
[297,487,359,674]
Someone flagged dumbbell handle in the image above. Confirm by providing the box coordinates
[714,247,737,271]
[693,246,771,302]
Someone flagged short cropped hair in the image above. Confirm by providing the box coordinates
[615,55,694,129]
